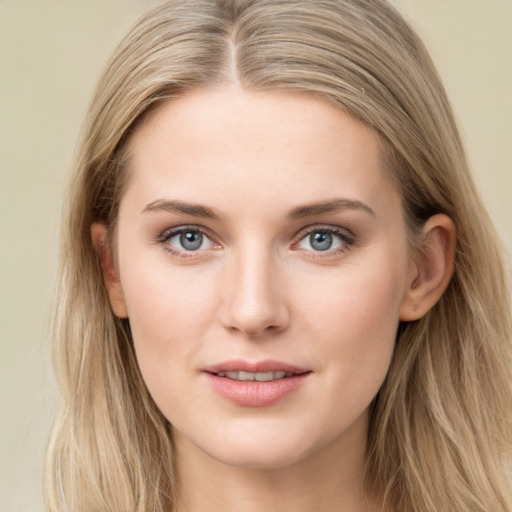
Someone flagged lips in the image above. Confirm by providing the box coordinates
[204,359,309,375]
[216,370,293,381]
[204,360,311,407]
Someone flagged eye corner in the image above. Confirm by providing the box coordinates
[156,224,222,259]
[291,224,357,258]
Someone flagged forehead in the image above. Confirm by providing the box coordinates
[123,87,398,217]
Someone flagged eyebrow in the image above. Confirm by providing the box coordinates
[142,199,221,219]
[288,198,375,219]
[142,197,375,220]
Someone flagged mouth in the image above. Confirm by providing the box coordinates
[204,360,310,380]
[204,360,311,407]
[214,370,297,381]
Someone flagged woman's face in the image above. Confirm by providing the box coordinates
[110,87,416,469]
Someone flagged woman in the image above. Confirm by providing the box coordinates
[45,1,512,511]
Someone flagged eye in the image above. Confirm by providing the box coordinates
[295,227,354,253]
[161,227,217,253]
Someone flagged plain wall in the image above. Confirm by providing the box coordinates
[1,1,510,510]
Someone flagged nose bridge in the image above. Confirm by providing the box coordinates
[219,240,289,337]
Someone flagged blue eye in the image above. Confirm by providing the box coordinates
[296,228,352,252]
[309,232,335,251]
[165,228,215,252]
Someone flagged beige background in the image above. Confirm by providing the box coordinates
[1,1,510,510]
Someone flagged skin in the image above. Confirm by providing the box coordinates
[93,87,455,512]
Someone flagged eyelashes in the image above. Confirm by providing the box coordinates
[156,225,221,259]
[156,224,357,260]
[291,225,355,255]
[164,228,217,252]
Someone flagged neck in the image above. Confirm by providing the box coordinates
[173,414,374,512]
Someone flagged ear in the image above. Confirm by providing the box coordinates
[400,214,456,321]
[91,223,128,318]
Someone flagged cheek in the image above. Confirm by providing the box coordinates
[302,252,406,337]
[120,270,218,420]
[118,255,219,383]
[299,252,407,398]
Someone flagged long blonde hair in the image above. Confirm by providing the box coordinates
[45,1,512,510]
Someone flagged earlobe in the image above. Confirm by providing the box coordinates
[91,223,128,318]
[400,214,456,321]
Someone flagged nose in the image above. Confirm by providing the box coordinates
[218,246,290,338]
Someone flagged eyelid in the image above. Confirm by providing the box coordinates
[155,223,356,258]
[157,224,221,256]
[158,224,213,241]
[293,224,356,244]
[291,224,357,255]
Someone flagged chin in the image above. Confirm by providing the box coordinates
[210,443,309,470]
[194,424,328,471]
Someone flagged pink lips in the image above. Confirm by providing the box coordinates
[204,359,311,407]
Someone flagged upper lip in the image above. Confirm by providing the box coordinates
[204,359,310,375]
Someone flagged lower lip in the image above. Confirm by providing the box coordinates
[205,373,310,407]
